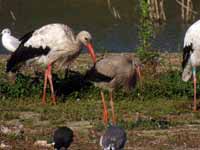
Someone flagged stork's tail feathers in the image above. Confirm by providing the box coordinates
[181,43,193,82]
[6,54,19,73]
[6,31,35,73]
[182,61,192,82]
[182,44,192,69]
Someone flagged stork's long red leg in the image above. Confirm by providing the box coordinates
[47,64,56,105]
[193,67,197,112]
[100,91,108,125]
[42,69,48,104]
[109,91,116,125]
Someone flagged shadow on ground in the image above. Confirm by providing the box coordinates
[53,70,93,101]
[0,70,94,101]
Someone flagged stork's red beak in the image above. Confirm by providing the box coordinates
[86,43,96,63]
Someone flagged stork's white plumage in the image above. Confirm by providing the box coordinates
[182,20,200,111]
[6,23,96,104]
[1,28,20,52]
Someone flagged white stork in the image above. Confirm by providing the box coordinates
[182,20,200,112]
[1,28,20,52]
[6,23,96,105]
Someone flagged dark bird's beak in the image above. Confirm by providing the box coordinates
[86,43,96,63]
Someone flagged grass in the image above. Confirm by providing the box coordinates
[1,53,200,149]
[0,97,192,125]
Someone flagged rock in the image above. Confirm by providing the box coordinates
[76,98,80,102]
[34,140,53,148]
[66,121,93,130]
[0,126,11,134]
[19,111,40,120]
[0,142,12,149]
[0,124,24,136]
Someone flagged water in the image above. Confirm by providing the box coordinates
[0,0,199,53]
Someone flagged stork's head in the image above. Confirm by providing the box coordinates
[1,28,11,35]
[77,31,96,63]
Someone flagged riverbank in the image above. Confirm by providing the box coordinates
[1,53,200,150]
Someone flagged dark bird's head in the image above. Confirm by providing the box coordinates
[53,126,73,150]
[1,28,11,35]
[77,31,96,63]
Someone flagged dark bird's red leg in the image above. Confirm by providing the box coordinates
[101,91,108,125]
[109,91,116,125]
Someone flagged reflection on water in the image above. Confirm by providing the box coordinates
[0,0,199,53]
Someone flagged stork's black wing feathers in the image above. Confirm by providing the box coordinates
[19,30,34,42]
[182,44,193,69]
[6,31,50,72]
[6,46,50,72]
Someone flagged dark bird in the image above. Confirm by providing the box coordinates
[53,126,73,150]
[6,23,96,105]
[100,125,127,150]
[182,20,200,111]
[86,55,141,125]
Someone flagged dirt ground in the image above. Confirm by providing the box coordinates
[1,53,200,150]
[1,118,200,150]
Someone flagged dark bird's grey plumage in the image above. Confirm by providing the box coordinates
[100,125,127,150]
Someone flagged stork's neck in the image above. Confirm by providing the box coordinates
[75,39,83,49]
[63,36,83,63]
[74,34,84,54]
[75,33,83,46]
